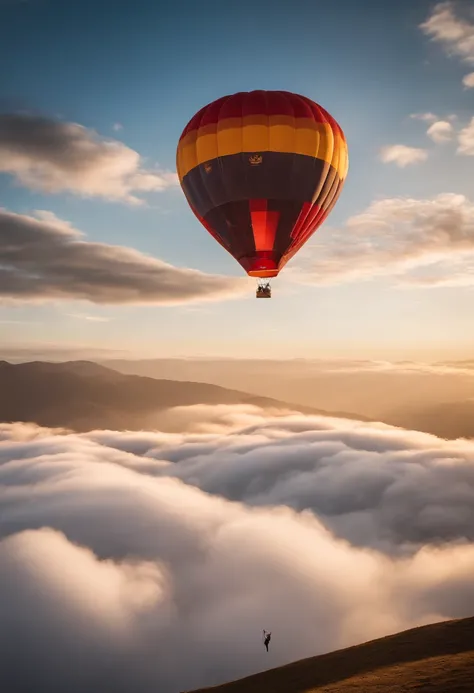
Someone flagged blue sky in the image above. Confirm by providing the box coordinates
[1,0,474,360]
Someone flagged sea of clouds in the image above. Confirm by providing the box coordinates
[1,405,474,692]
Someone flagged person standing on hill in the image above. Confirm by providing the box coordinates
[263,630,272,652]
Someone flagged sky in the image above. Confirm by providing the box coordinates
[2,0,474,360]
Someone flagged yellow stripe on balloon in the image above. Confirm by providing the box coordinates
[176,115,348,180]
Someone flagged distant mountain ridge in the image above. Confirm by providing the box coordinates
[102,358,474,441]
[5,359,474,440]
[389,399,474,441]
[191,616,474,693]
[0,360,367,432]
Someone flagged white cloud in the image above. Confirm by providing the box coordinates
[290,193,474,287]
[410,112,438,122]
[1,412,474,691]
[379,145,429,167]
[457,117,474,155]
[421,2,474,63]
[462,71,474,87]
[66,313,111,322]
[112,122,123,132]
[0,113,178,205]
[427,120,454,143]
[0,208,247,305]
[420,1,474,85]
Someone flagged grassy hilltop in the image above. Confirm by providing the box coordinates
[192,616,474,693]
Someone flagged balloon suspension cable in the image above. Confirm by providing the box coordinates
[256,278,272,298]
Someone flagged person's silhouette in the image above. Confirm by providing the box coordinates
[263,630,272,652]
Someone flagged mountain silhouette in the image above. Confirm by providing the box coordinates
[0,360,366,432]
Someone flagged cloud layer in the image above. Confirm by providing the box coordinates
[0,113,178,204]
[292,192,474,287]
[0,208,246,304]
[1,409,474,692]
[84,406,474,554]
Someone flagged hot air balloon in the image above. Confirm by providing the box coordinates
[176,90,348,298]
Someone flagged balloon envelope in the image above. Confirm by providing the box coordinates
[176,90,348,278]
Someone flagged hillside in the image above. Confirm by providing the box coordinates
[0,360,365,432]
[191,616,474,693]
[103,358,474,441]
[389,400,474,440]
